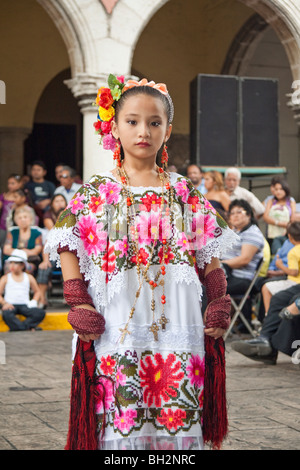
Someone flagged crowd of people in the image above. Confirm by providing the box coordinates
[0,160,82,331]
[0,160,300,362]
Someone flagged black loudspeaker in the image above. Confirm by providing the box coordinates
[190,74,279,167]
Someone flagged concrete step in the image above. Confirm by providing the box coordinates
[0,310,72,332]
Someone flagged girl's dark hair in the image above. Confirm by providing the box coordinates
[274,179,290,199]
[115,85,173,124]
[229,199,257,225]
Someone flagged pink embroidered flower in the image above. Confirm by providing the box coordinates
[115,365,126,387]
[100,355,116,375]
[191,213,216,249]
[204,198,217,214]
[177,232,190,252]
[114,409,137,432]
[174,180,190,203]
[89,195,105,213]
[95,377,114,413]
[102,132,116,151]
[186,354,205,388]
[78,216,107,256]
[99,181,121,204]
[139,353,184,407]
[114,236,129,257]
[68,193,85,214]
[157,408,186,431]
[136,211,171,245]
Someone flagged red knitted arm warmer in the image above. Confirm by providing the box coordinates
[63,278,105,336]
[203,268,231,330]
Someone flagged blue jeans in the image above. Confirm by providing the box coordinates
[2,304,45,331]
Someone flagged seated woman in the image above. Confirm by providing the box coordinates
[2,206,43,275]
[37,194,67,307]
[263,179,296,254]
[221,199,265,330]
[204,171,231,220]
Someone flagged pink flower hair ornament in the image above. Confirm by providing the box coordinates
[93,74,171,151]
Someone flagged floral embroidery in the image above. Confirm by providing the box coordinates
[174,179,190,203]
[98,181,121,204]
[158,245,174,264]
[157,409,186,431]
[102,243,116,274]
[100,355,116,375]
[139,353,184,407]
[89,195,105,213]
[68,193,85,214]
[114,236,129,257]
[115,365,126,387]
[114,409,137,432]
[95,377,115,413]
[77,216,107,256]
[186,354,205,388]
[131,247,149,266]
[140,193,164,212]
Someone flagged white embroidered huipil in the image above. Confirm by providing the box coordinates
[45,171,238,451]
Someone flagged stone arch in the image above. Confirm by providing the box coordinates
[239,0,300,80]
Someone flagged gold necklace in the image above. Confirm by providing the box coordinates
[118,164,173,343]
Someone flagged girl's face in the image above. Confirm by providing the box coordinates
[13,193,26,206]
[112,94,172,162]
[274,183,286,200]
[7,177,21,192]
[52,195,67,213]
[204,174,214,190]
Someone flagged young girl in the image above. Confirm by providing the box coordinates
[263,180,296,254]
[0,174,23,247]
[45,75,238,451]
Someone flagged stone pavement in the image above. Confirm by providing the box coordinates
[0,329,299,451]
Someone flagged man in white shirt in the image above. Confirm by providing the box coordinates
[224,167,265,217]
[54,166,81,203]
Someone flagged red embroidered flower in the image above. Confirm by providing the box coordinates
[157,408,186,431]
[139,353,184,407]
[158,246,174,265]
[89,195,105,213]
[131,247,149,266]
[100,355,116,375]
[140,193,164,212]
[187,195,200,213]
[102,244,116,274]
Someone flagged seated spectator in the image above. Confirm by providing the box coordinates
[186,164,207,194]
[0,174,23,247]
[0,249,45,331]
[6,189,38,229]
[37,196,67,307]
[54,166,81,203]
[3,206,43,275]
[224,167,265,218]
[221,199,265,329]
[261,221,300,313]
[231,284,300,364]
[204,170,231,219]
[263,175,294,206]
[24,161,56,225]
[54,163,66,186]
[43,194,67,231]
[263,179,296,254]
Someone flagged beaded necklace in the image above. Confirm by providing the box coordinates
[118,163,174,343]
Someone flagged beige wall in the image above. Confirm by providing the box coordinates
[0,0,70,129]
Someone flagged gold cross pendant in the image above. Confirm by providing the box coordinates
[158,314,169,331]
[149,322,160,341]
[119,325,131,344]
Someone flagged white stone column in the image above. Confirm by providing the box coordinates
[64,73,114,182]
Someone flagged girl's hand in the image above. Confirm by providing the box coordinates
[78,333,101,342]
[204,327,226,339]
